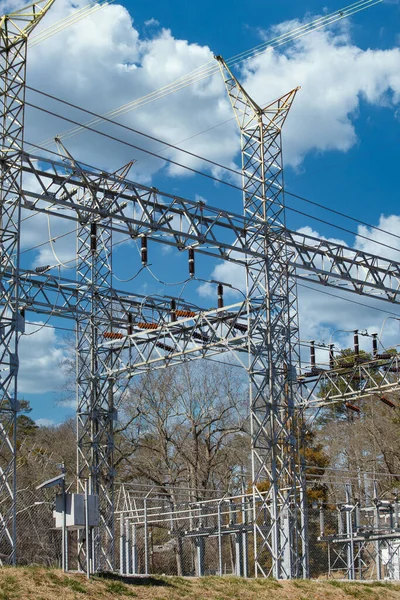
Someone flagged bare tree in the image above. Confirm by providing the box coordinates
[116,360,249,575]
[118,360,250,500]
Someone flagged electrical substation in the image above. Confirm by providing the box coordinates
[1,0,400,582]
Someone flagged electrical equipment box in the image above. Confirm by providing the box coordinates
[54,493,99,529]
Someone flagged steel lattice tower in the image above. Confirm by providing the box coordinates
[0,0,54,564]
[217,57,306,578]
[67,148,134,571]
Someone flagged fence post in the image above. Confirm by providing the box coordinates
[119,515,125,575]
[217,499,223,576]
[125,518,130,575]
[132,523,138,574]
[144,498,149,575]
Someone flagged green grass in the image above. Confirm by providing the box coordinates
[46,571,88,594]
[104,580,138,596]
[0,574,19,600]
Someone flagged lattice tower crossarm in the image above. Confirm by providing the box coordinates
[216,56,305,579]
[0,0,53,564]
[19,152,400,304]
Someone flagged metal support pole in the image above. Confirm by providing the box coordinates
[0,2,54,564]
[242,494,248,578]
[216,55,303,579]
[85,479,90,579]
[374,482,382,580]
[218,500,223,576]
[65,529,69,572]
[235,533,242,576]
[132,524,138,575]
[144,499,149,575]
[119,516,125,575]
[62,478,67,572]
[195,537,205,577]
[345,485,355,580]
[125,518,130,575]
[300,481,309,578]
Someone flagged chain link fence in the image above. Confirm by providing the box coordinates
[5,484,399,580]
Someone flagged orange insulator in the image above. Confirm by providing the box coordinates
[345,402,360,413]
[103,332,124,339]
[137,322,158,330]
[175,309,196,318]
[379,396,395,409]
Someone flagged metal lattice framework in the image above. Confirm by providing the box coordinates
[320,483,400,581]
[0,0,54,564]
[0,1,400,575]
[216,57,304,578]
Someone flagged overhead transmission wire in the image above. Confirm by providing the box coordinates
[45,0,382,146]
[297,283,400,318]
[29,87,400,251]
[29,0,114,47]
[26,103,400,257]
[19,224,75,256]
[21,4,396,334]
[47,214,76,269]
[27,100,242,191]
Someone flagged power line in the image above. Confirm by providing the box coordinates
[298,283,400,318]
[45,0,381,145]
[25,105,400,256]
[26,101,242,191]
[27,85,240,180]
[29,86,400,250]
[29,0,114,47]
[20,223,76,257]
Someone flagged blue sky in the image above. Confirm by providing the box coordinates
[8,0,400,424]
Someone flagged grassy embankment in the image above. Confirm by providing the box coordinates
[1,568,400,600]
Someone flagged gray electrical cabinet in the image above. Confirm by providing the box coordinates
[54,493,99,529]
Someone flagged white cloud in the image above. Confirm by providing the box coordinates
[355,214,400,260]
[21,1,400,182]
[35,417,56,427]
[18,323,68,394]
[144,18,160,27]
[239,21,400,168]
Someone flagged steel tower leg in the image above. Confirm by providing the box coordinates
[76,209,114,571]
[0,0,53,564]
[55,141,133,571]
[216,57,305,578]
